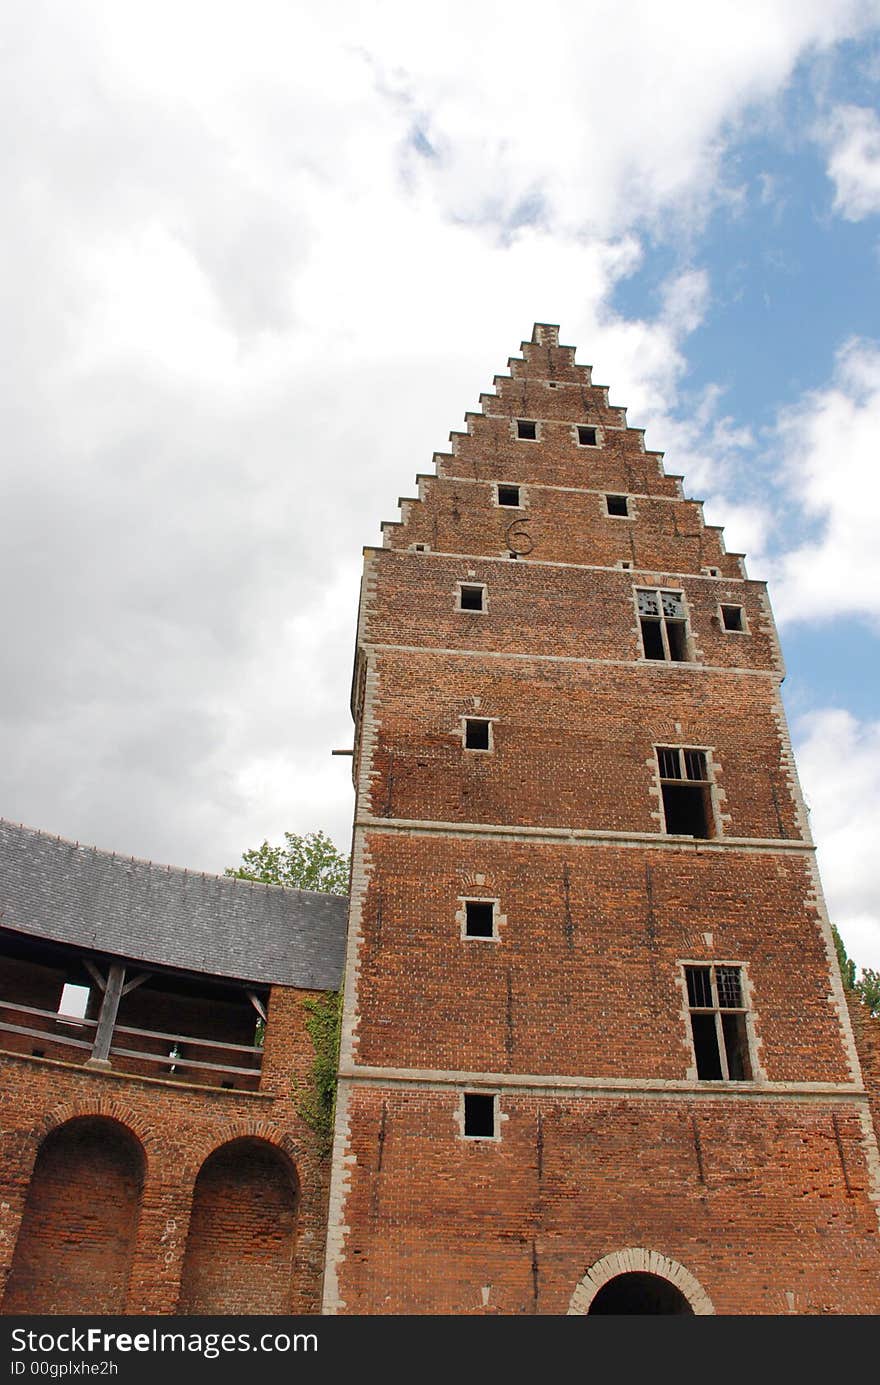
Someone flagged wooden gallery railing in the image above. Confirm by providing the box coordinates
[0,991,264,1089]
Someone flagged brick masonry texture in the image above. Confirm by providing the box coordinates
[0,984,332,1314]
[325,323,880,1314]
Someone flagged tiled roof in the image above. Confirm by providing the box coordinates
[0,819,347,989]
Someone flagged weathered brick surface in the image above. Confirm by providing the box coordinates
[327,323,880,1315]
[350,834,849,1084]
[337,1087,880,1315]
[0,984,332,1314]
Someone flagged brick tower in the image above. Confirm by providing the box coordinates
[324,325,880,1315]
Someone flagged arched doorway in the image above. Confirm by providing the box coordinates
[588,1271,694,1314]
[177,1138,299,1314]
[2,1117,145,1314]
[568,1249,714,1315]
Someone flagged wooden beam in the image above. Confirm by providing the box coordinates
[87,963,125,1068]
[246,990,268,1023]
[83,960,107,992]
[122,971,151,996]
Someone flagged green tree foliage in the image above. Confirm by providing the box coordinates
[831,925,879,1018]
[833,924,857,990]
[225,829,349,894]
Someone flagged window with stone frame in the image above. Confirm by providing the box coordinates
[657,745,716,838]
[684,963,753,1081]
[637,588,689,661]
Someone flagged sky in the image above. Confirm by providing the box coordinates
[2,1,879,971]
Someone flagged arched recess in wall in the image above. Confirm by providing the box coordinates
[2,1116,146,1315]
[177,1137,300,1315]
[568,1249,714,1315]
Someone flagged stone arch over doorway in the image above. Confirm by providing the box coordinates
[568,1249,714,1315]
[177,1137,300,1314]
[2,1116,146,1314]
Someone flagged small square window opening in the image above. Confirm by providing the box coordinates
[516,419,537,440]
[464,901,495,938]
[577,426,597,446]
[464,718,491,750]
[58,982,90,1023]
[721,605,745,632]
[684,963,753,1081]
[497,484,521,507]
[458,584,485,612]
[464,1092,497,1137]
[606,494,629,517]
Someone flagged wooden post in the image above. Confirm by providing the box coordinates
[86,963,126,1069]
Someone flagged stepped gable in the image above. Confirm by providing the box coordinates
[0,818,347,989]
[381,322,745,580]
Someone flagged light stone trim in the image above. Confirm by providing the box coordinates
[338,1064,865,1101]
[368,641,780,679]
[857,1105,880,1232]
[321,1078,353,1315]
[568,1250,714,1315]
[356,814,813,853]
[374,542,755,585]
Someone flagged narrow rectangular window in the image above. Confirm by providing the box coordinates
[606,494,629,516]
[464,1092,497,1137]
[577,425,597,446]
[684,964,752,1081]
[464,900,495,938]
[497,484,521,507]
[720,605,745,632]
[637,588,689,662]
[465,718,491,750]
[658,746,714,838]
[516,419,537,440]
[458,583,485,612]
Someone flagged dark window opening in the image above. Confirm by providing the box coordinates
[658,747,713,838]
[640,619,666,660]
[465,901,495,938]
[620,560,633,570]
[661,784,711,837]
[31,1048,45,1058]
[497,484,521,507]
[689,1012,724,1079]
[577,425,597,446]
[606,494,629,516]
[685,964,752,1082]
[464,1092,496,1137]
[508,551,519,560]
[516,419,537,440]
[413,543,426,552]
[637,589,688,662]
[721,605,744,632]
[465,718,491,750]
[459,584,485,612]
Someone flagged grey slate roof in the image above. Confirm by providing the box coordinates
[0,819,347,989]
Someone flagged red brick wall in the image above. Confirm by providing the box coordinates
[328,324,880,1315]
[178,1138,299,1314]
[0,983,333,1314]
[2,1117,143,1313]
[336,1087,879,1315]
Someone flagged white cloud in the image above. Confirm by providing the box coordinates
[768,338,880,624]
[822,103,880,219]
[794,709,880,971]
[1,1,878,870]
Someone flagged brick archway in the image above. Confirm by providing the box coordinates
[568,1249,715,1315]
[177,1137,300,1315]
[2,1116,146,1315]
